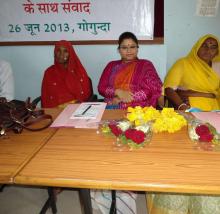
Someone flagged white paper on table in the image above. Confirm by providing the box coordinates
[71,103,103,119]
[51,102,106,129]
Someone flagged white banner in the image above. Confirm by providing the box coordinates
[0,0,154,42]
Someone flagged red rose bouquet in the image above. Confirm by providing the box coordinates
[195,124,214,142]
[98,119,152,149]
[98,106,187,149]
[188,119,220,149]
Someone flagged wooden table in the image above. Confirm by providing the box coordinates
[0,108,60,184]
[14,109,220,195]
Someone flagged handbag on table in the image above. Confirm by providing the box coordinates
[0,97,53,137]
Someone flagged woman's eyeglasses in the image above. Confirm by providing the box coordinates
[119,46,138,51]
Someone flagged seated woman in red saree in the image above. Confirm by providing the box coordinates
[98,32,162,109]
[41,40,92,108]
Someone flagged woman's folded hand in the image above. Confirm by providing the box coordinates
[115,89,133,103]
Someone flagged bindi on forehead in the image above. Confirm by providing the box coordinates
[203,38,218,46]
[121,39,136,45]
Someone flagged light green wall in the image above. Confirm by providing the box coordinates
[0,0,219,100]
[165,0,220,69]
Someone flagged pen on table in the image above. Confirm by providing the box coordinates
[81,105,92,115]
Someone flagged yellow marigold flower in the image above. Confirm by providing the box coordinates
[101,125,111,133]
[126,106,186,133]
[127,107,135,113]
[126,106,145,123]
[143,107,160,122]
[153,108,187,133]
[126,112,137,122]
[134,119,143,126]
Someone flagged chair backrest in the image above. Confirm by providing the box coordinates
[88,77,98,102]
[88,77,94,95]
[32,96,41,107]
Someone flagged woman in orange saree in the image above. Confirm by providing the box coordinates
[93,32,162,214]
[98,32,162,109]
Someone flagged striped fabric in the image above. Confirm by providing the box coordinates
[91,190,137,214]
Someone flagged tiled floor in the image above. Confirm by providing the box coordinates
[0,185,147,214]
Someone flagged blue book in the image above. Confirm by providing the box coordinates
[106,104,119,110]
[185,107,202,112]
[186,107,220,112]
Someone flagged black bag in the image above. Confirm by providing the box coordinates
[0,97,53,136]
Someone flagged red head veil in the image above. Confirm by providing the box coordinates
[54,40,91,102]
[54,40,88,75]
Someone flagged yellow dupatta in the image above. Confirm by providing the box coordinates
[164,34,220,111]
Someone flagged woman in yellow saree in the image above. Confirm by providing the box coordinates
[147,35,220,214]
[164,34,220,111]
